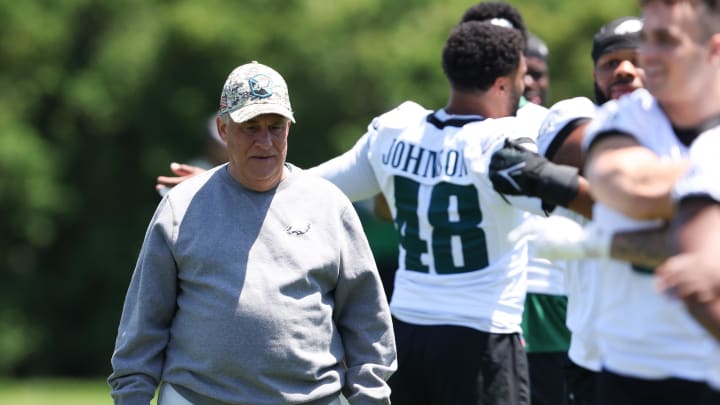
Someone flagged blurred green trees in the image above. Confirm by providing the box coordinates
[0,0,638,376]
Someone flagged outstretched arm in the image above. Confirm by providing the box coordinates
[489,139,592,218]
[508,215,670,266]
[584,135,688,221]
[307,133,381,202]
[156,162,208,196]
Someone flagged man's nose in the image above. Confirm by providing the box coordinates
[615,60,639,78]
[254,128,272,145]
[524,74,535,88]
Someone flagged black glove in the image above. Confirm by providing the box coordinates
[489,139,579,207]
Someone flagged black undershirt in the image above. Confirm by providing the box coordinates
[672,113,720,146]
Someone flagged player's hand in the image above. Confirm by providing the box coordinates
[156,162,208,196]
[655,252,720,340]
[489,139,540,196]
[508,215,611,261]
[655,252,720,304]
[489,139,567,199]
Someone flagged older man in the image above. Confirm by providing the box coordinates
[109,61,396,405]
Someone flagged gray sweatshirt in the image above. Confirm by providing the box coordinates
[109,164,397,405]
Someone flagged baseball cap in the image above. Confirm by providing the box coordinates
[591,16,643,63]
[537,97,596,157]
[525,32,549,61]
[219,61,295,124]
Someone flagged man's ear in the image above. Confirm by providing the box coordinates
[494,76,508,94]
[709,33,720,63]
[216,116,228,142]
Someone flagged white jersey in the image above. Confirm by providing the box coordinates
[583,88,718,381]
[710,350,720,391]
[537,97,603,370]
[672,130,720,390]
[518,99,550,132]
[518,101,568,296]
[673,127,720,201]
[310,100,545,333]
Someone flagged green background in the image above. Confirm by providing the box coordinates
[0,0,638,392]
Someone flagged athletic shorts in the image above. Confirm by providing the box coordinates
[564,359,598,405]
[388,317,529,405]
[527,351,569,405]
[596,369,719,405]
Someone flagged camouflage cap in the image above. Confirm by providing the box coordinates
[219,61,295,123]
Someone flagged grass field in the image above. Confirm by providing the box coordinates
[0,378,350,404]
[0,378,115,405]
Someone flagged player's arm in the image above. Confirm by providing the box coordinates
[506,121,673,263]
[489,139,590,217]
[584,133,687,221]
[608,224,672,268]
[307,132,381,202]
[656,196,720,340]
[542,119,594,218]
[508,214,669,264]
[543,118,587,172]
[156,162,208,195]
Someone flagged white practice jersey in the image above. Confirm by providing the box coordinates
[673,127,720,201]
[672,130,720,390]
[553,208,604,372]
[518,101,568,296]
[583,88,718,382]
[537,97,603,371]
[310,101,545,333]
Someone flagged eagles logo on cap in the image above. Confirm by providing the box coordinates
[219,61,295,124]
[248,75,273,99]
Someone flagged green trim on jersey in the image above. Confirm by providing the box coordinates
[518,95,529,109]
[521,293,571,353]
[631,264,654,275]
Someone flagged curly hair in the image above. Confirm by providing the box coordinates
[459,1,527,42]
[442,20,525,92]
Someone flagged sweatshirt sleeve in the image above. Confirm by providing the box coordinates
[332,205,397,405]
[108,197,179,404]
[307,132,381,202]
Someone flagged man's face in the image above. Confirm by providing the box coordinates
[218,113,290,191]
[639,0,713,105]
[593,48,645,102]
[523,56,549,106]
